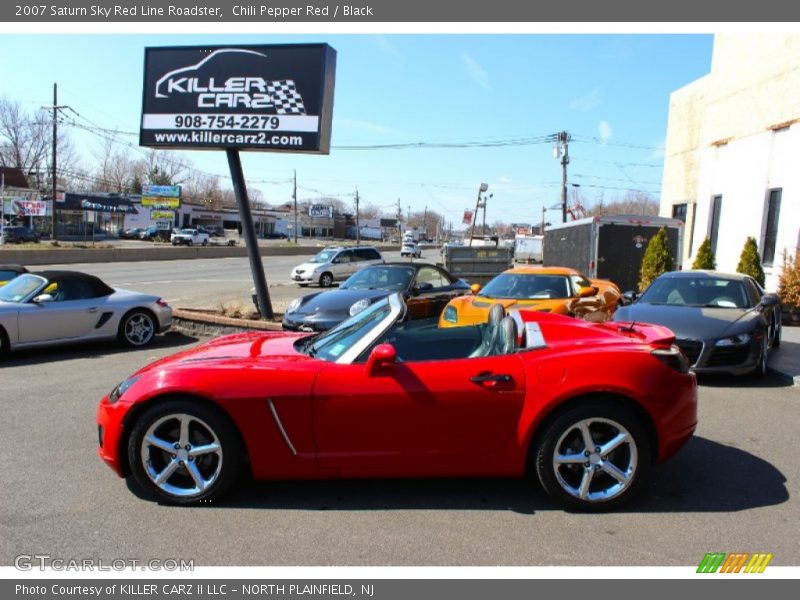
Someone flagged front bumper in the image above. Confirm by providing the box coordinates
[676,336,761,376]
[290,268,318,283]
[282,314,339,332]
[96,394,133,477]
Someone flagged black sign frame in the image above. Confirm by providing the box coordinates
[140,43,336,153]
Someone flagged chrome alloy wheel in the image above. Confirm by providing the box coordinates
[140,413,223,498]
[124,313,155,346]
[552,417,638,503]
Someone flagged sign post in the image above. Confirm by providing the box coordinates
[140,43,336,319]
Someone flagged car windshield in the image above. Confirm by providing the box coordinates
[309,249,337,264]
[180,229,195,234]
[639,276,750,308]
[298,297,394,362]
[479,273,571,299]
[341,266,414,291]
[0,274,45,303]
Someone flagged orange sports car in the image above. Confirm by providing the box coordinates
[439,266,621,327]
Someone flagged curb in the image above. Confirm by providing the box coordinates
[172,308,283,338]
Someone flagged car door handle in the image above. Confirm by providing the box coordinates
[470,373,513,384]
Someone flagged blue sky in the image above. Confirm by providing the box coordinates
[0,34,713,226]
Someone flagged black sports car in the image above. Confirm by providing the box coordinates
[614,270,781,376]
[282,262,471,332]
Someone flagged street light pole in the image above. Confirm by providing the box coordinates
[292,169,298,244]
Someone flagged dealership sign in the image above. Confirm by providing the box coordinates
[140,44,337,153]
[141,183,182,208]
[3,198,48,217]
[309,204,333,218]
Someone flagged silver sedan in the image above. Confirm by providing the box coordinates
[0,270,172,355]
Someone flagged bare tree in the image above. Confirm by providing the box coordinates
[0,97,50,174]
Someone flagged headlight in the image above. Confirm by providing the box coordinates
[296,269,305,274]
[286,298,302,313]
[715,333,751,347]
[443,305,457,323]
[108,375,141,404]
[349,298,371,316]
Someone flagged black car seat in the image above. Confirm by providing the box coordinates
[493,316,519,355]
[469,303,506,358]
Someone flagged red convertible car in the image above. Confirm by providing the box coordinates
[97,293,697,511]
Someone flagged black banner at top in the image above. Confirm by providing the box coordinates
[3,0,800,22]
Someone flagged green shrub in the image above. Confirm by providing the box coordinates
[736,236,765,288]
[639,227,675,290]
[778,250,800,309]
[692,238,716,270]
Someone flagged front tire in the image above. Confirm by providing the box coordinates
[533,402,651,511]
[127,400,243,505]
[319,272,333,287]
[119,310,157,347]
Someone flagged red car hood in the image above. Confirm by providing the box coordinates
[134,331,311,375]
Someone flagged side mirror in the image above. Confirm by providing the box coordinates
[32,294,54,304]
[365,343,397,376]
[470,283,482,294]
[412,282,434,296]
[622,290,639,305]
[577,286,596,298]
[761,293,780,307]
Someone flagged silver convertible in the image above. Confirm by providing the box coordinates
[0,271,172,355]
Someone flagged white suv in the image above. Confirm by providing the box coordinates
[291,246,384,287]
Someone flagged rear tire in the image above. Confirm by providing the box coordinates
[118,310,157,348]
[532,401,651,511]
[127,399,243,505]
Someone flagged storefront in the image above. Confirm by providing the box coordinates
[56,193,137,239]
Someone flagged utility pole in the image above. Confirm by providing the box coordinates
[354,188,360,245]
[422,205,427,241]
[396,198,402,240]
[292,169,298,244]
[557,131,571,223]
[43,83,68,241]
[469,183,488,246]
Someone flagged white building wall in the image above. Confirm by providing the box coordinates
[660,33,800,291]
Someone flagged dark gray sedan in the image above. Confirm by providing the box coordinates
[614,270,781,376]
[282,263,471,332]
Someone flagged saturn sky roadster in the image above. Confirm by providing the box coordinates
[97,292,696,511]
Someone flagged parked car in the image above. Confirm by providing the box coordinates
[1,226,40,244]
[97,292,697,510]
[400,240,422,258]
[171,228,210,246]
[440,266,621,328]
[290,246,384,287]
[613,270,781,376]
[0,264,28,287]
[0,271,172,354]
[281,262,471,331]
[120,227,144,239]
[139,226,160,241]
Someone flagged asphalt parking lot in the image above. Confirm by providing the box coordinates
[1,329,798,567]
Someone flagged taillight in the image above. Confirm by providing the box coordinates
[651,345,690,374]
[156,298,169,308]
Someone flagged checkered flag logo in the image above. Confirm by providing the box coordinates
[267,80,307,115]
